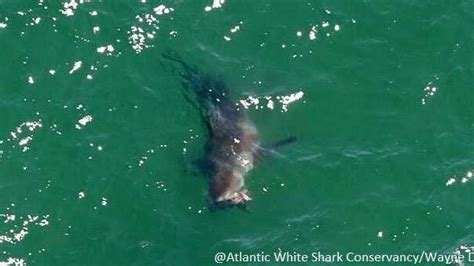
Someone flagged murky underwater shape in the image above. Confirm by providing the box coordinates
[0,0,472,265]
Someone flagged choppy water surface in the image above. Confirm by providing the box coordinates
[0,1,473,265]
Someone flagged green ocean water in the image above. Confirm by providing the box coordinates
[0,0,473,265]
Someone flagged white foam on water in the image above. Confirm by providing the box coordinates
[421,79,439,105]
[18,136,33,146]
[278,91,304,112]
[309,26,317,40]
[60,0,91,17]
[445,170,473,187]
[101,197,108,206]
[153,4,173,15]
[267,99,274,109]
[0,257,26,266]
[128,26,147,53]
[453,245,474,265]
[4,120,43,153]
[68,60,82,74]
[230,24,241,33]
[205,0,225,12]
[32,17,41,24]
[156,181,167,191]
[2,214,15,223]
[75,115,93,129]
[223,22,243,42]
[304,14,345,42]
[446,178,456,186]
[169,30,178,38]
[0,22,8,29]
[128,4,174,54]
[0,212,49,245]
[136,148,157,167]
[97,45,114,55]
[239,90,304,112]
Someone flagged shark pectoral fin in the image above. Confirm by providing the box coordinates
[269,136,297,149]
[256,136,298,160]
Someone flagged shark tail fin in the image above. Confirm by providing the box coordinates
[256,136,297,160]
[269,136,297,149]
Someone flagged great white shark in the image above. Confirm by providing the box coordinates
[163,52,295,208]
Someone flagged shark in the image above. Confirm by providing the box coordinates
[163,51,295,208]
